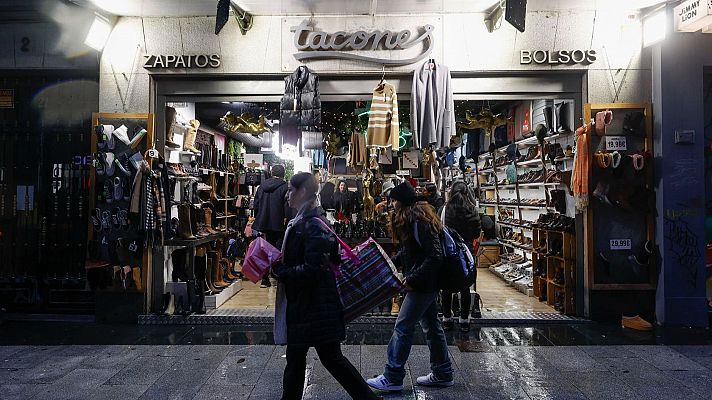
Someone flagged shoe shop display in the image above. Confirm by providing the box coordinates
[622,315,653,331]
[165,106,181,149]
[113,124,130,146]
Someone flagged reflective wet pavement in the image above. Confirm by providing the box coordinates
[0,322,711,399]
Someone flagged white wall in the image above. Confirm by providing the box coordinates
[99,10,650,112]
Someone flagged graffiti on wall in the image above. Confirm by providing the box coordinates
[664,210,702,288]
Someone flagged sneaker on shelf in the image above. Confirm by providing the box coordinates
[366,375,404,392]
[415,373,454,388]
[113,124,130,146]
[95,124,114,149]
[621,315,653,331]
[115,154,132,176]
[105,152,116,176]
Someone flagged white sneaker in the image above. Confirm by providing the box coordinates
[366,374,403,392]
[113,124,130,146]
[416,373,454,387]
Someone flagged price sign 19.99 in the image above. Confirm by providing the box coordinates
[605,136,627,151]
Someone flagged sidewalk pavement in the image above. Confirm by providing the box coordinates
[1,342,712,399]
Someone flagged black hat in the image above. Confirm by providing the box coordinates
[389,182,417,206]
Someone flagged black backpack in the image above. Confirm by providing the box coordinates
[414,223,477,292]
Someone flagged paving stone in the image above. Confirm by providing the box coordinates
[689,356,712,370]
[533,346,609,371]
[0,346,26,359]
[495,347,558,374]
[205,353,272,386]
[466,382,531,399]
[0,383,48,400]
[10,355,88,384]
[602,357,682,387]
[169,345,230,370]
[138,368,214,400]
[670,346,712,358]
[560,371,637,400]
[76,384,149,400]
[192,383,253,399]
[629,383,705,400]
[31,368,120,400]
[577,345,638,359]
[520,382,588,400]
[228,345,276,358]
[105,355,176,385]
[134,345,191,358]
[0,346,60,369]
[80,345,143,369]
[625,346,707,371]
[667,370,712,399]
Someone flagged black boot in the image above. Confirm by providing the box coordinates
[171,249,189,282]
[178,204,195,239]
[555,102,571,133]
[544,106,554,134]
[471,292,482,319]
[193,256,207,313]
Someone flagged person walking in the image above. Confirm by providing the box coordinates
[441,181,482,331]
[367,182,454,392]
[253,164,290,288]
[272,172,379,400]
[424,182,444,211]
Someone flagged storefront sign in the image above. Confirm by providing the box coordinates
[520,50,597,65]
[605,136,627,151]
[610,239,632,250]
[290,21,434,66]
[143,54,221,69]
[674,0,712,32]
[0,89,13,108]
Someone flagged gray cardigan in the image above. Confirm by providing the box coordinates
[410,62,456,149]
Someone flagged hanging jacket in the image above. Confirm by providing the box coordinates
[366,81,400,150]
[252,177,289,233]
[273,206,345,346]
[280,66,321,146]
[411,62,455,150]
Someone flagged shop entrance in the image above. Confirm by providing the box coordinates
[147,73,586,323]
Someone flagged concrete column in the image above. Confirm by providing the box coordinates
[652,15,710,326]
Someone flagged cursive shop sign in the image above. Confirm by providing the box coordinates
[143,54,221,69]
[520,50,597,65]
[290,21,434,66]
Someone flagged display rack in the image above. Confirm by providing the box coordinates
[89,112,155,316]
[583,103,656,292]
[532,228,576,315]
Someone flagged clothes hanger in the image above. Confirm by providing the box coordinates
[379,65,386,85]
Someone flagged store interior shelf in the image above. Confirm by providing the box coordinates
[498,221,533,230]
[483,182,562,190]
[215,214,237,219]
[216,197,236,201]
[205,280,242,309]
[499,240,533,252]
[165,232,228,248]
[168,175,196,180]
[199,168,235,176]
[477,132,573,159]
[483,203,549,210]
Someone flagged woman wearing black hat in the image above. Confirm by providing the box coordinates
[366,182,454,393]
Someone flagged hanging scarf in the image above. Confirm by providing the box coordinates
[572,124,591,212]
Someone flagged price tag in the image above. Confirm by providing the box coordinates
[396,169,410,176]
[610,239,632,250]
[147,148,159,158]
[219,172,224,176]
[605,136,627,151]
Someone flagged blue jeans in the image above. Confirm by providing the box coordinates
[383,291,453,385]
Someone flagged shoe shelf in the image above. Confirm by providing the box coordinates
[532,228,576,315]
[215,214,237,219]
[477,132,573,160]
[199,168,236,176]
[164,232,229,248]
[205,279,242,309]
[497,221,533,230]
[488,182,563,189]
[499,240,533,252]
[215,197,236,201]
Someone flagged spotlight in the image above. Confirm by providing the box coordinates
[84,14,112,51]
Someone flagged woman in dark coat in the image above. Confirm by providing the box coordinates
[272,172,378,400]
[441,181,482,331]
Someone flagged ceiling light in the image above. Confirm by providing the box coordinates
[84,15,112,51]
[643,8,666,47]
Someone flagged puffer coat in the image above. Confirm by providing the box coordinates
[392,220,444,293]
[273,206,345,346]
[280,66,321,146]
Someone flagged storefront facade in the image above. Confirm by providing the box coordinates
[92,4,712,326]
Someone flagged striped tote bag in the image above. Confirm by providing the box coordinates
[315,219,404,322]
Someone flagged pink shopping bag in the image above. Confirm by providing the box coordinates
[242,237,282,283]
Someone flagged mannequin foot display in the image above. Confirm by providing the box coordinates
[622,315,653,331]
[184,119,202,154]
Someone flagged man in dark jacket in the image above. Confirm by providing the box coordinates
[424,183,444,211]
[253,164,290,288]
